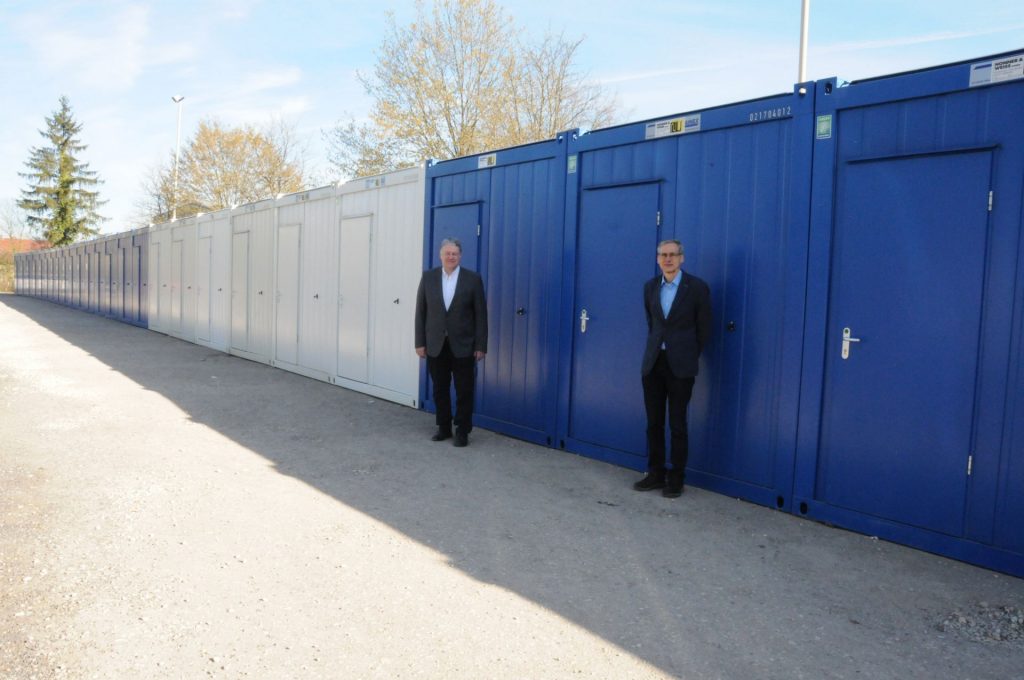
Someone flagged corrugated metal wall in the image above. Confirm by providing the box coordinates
[425,137,571,444]
[793,53,1024,576]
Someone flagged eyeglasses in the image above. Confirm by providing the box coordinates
[657,252,682,258]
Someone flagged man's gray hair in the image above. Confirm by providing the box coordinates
[658,239,684,256]
[440,237,463,253]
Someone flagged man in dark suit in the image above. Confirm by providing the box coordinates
[415,238,488,447]
[635,239,712,498]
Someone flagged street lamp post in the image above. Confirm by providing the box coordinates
[171,95,185,221]
[798,0,811,83]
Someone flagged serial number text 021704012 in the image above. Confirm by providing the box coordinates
[748,106,792,122]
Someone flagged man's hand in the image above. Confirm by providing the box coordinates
[415,347,426,358]
[474,351,486,361]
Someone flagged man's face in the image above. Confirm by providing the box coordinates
[440,244,462,272]
[657,245,683,277]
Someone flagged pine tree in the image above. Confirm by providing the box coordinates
[19,96,105,246]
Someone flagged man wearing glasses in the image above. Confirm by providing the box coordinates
[634,239,712,498]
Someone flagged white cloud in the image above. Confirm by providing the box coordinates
[12,3,197,92]
[818,23,1024,55]
[236,67,304,95]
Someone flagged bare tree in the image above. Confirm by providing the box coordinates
[324,0,618,179]
[138,118,311,224]
[508,32,619,143]
[0,199,36,243]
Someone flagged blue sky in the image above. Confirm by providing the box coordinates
[1,0,1021,233]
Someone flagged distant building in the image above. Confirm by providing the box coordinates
[0,238,48,256]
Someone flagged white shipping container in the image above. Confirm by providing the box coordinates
[272,185,339,381]
[334,167,424,407]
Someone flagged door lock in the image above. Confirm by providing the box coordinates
[841,327,861,360]
[580,309,590,333]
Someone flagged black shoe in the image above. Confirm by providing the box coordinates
[431,428,452,442]
[633,474,665,492]
[453,431,468,447]
[662,483,684,498]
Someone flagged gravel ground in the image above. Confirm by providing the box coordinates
[2,293,1023,680]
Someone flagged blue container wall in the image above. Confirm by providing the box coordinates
[795,55,1024,575]
[423,135,572,445]
[558,91,814,509]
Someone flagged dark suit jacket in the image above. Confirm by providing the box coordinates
[642,271,712,377]
[415,267,488,358]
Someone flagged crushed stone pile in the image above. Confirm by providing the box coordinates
[939,602,1024,643]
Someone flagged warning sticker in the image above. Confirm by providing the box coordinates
[644,114,701,139]
[478,153,497,169]
[969,53,1024,88]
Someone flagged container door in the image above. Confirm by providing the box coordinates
[131,245,142,323]
[149,241,159,324]
[91,251,100,313]
[338,215,372,382]
[814,150,992,536]
[124,246,134,321]
[231,232,249,351]
[113,248,123,319]
[275,224,301,365]
[99,252,110,315]
[171,240,183,331]
[298,200,338,376]
[197,236,212,342]
[431,203,481,271]
[568,182,660,459]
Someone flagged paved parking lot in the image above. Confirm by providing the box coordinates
[2,293,1022,679]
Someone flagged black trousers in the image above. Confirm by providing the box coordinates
[642,351,695,484]
[428,339,476,434]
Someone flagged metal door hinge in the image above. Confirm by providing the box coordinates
[477,224,481,237]
[967,454,973,476]
[988,191,993,212]
[656,211,662,227]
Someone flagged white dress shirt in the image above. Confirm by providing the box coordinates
[442,266,460,310]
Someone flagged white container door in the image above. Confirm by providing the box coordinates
[231,232,249,352]
[210,217,232,350]
[196,236,212,343]
[337,215,372,383]
[298,198,338,377]
[171,239,183,332]
[148,241,159,326]
[275,223,301,366]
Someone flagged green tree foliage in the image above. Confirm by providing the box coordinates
[139,118,310,224]
[324,0,618,178]
[18,96,105,246]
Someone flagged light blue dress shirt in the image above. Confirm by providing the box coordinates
[660,273,681,317]
[660,273,681,349]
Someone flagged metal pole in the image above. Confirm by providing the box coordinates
[798,0,811,83]
[171,95,185,221]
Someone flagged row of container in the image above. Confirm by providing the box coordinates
[16,50,1024,578]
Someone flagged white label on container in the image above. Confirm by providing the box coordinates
[644,114,701,139]
[478,153,497,169]
[969,54,1024,87]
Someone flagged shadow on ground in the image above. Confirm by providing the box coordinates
[4,294,1023,679]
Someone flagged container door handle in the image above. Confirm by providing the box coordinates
[841,327,861,360]
[579,309,589,333]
